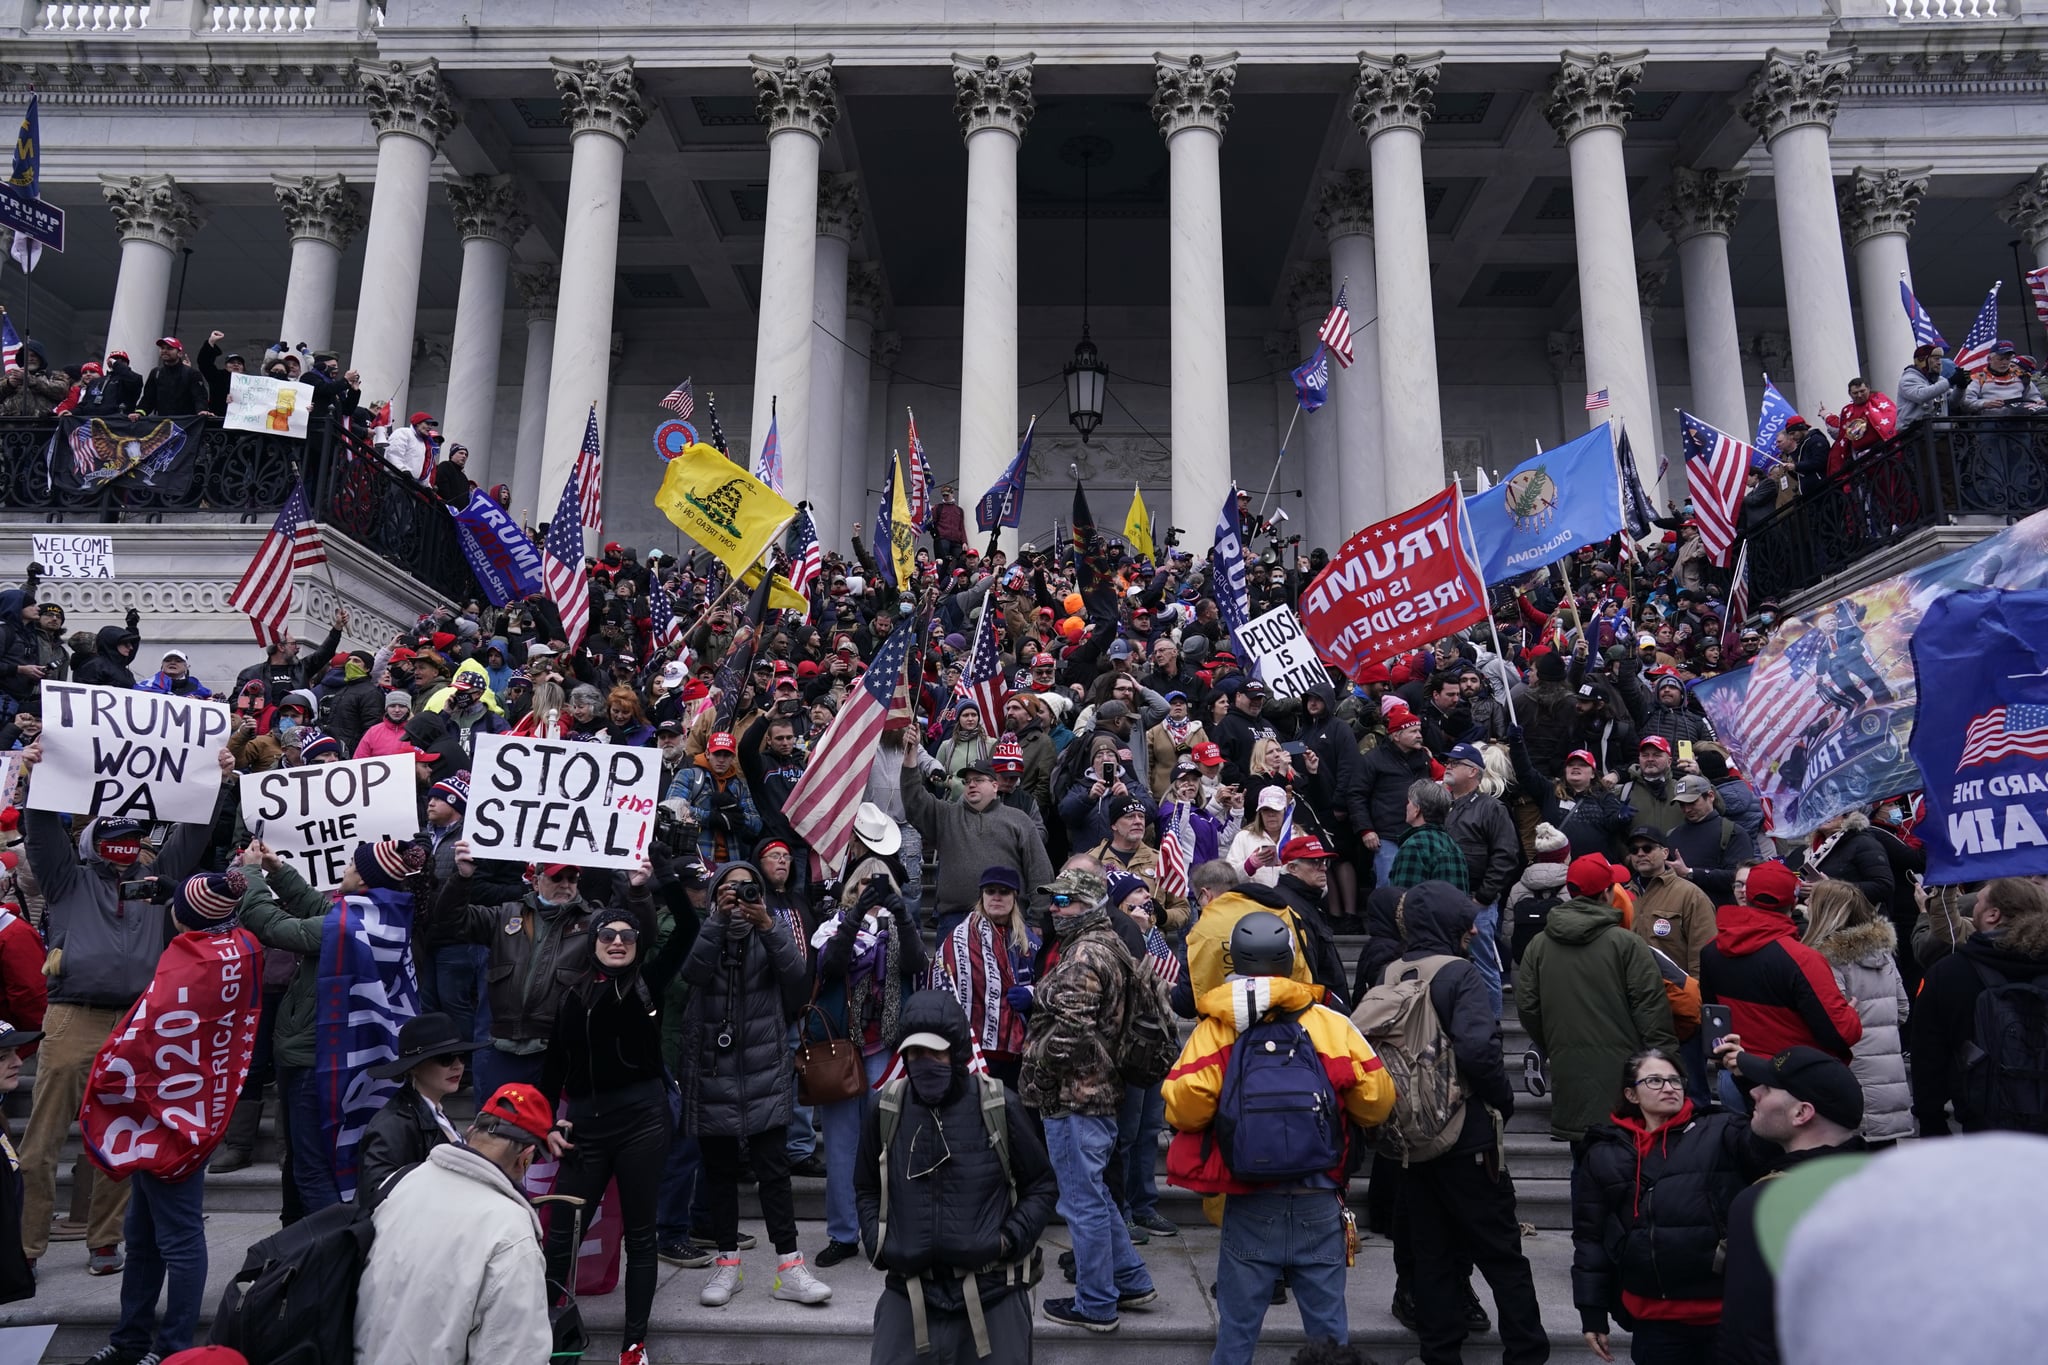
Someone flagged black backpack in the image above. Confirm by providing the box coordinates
[210,1198,376,1365]
[1212,1003,1344,1184]
[1510,885,1570,966]
[1962,961,2048,1133]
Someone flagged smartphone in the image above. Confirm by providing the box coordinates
[1282,740,1307,756]
[1099,762,1115,783]
[1702,1004,1735,1057]
[1678,740,1695,765]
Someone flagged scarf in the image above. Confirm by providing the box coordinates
[1162,717,1194,748]
[813,905,904,1058]
[1808,828,1846,869]
[942,912,1035,1058]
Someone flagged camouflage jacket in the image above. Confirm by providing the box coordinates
[1020,907,1130,1118]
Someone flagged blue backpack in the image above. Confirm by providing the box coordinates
[1212,1004,1344,1184]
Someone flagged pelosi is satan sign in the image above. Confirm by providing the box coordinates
[466,734,661,869]
[1299,487,1490,678]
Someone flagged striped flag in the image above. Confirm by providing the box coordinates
[542,467,592,649]
[961,593,1007,735]
[1954,282,2003,373]
[905,409,933,532]
[571,403,603,533]
[1900,278,1946,350]
[2027,266,2048,332]
[661,377,695,419]
[1157,828,1188,902]
[1959,703,2048,768]
[1722,542,1751,659]
[786,621,918,871]
[708,569,775,734]
[228,481,326,646]
[705,392,730,457]
[1317,283,1354,369]
[1738,627,1835,780]
[648,581,684,650]
[1677,411,1750,567]
[1585,389,1611,412]
[784,509,823,602]
[0,310,18,369]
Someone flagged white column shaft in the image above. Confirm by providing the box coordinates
[539,129,628,518]
[751,129,822,506]
[441,235,512,483]
[1566,125,1657,488]
[1769,124,1861,414]
[1326,229,1385,534]
[1641,311,1673,500]
[839,317,876,548]
[1369,127,1443,511]
[106,238,177,371]
[511,314,556,524]
[1676,232,1748,436]
[279,236,342,355]
[1295,319,1340,553]
[806,231,851,535]
[959,125,1022,553]
[348,131,434,421]
[1854,232,1916,397]
[1166,125,1233,537]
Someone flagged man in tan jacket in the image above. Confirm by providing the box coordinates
[1625,825,1718,977]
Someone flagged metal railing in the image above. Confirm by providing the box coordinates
[0,414,474,604]
[1745,412,2048,602]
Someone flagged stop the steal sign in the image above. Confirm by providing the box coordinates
[466,734,659,870]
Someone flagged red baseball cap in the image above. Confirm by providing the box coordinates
[529,862,579,881]
[1032,652,1056,667]
[1639,735,1673,754]
[1565,749,1599,769]
[1745,860,1801,910]
[478,1083,554,1147]
[1192,741,1223,765]
[1279,835,1334,861]
[1566,853,1630,898]
[707,732,737,753]
[1384,702,1420,731]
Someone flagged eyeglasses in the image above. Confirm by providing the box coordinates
[1632,1075,1685,1091]
[431,1052,466,1068]
[596,927,639,945]
[1628,845,1660,855]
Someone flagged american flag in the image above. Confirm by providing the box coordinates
[648,581,684,650]
[542,467,592,650]
[1722,542,1751,659]
[229,481,326,646]
[1959,703,2048,768]
[1954,282,2003,373]
[784,509,823,602]
[2027,267,2048,332]
[705,392,730,457]
[960,595,1007,734]
[1900,278,1946,350]
[905,408,933,532]
[786,620,917,871]
[0,310,18,369]
[572,403,603,533]
[1678,410,1749,567]
[1737,627,1836,776]
[1157,827,1188,901]
[1585,389,1611,412]
[660,377,694,419]
[1317,283,1354,369]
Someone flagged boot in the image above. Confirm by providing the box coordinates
[772,1253,833,1305]
[700,1256,743,1307]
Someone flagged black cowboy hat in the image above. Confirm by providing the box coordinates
[369,1012,485,1080]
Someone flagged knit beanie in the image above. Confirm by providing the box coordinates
[173,869,248,930]
[299,733,344,762]
[1534,650,1567,682]
[1105,869,1148,910]
[1532,822,1571,862]
[431,770,470,812]
[354,839,425,892]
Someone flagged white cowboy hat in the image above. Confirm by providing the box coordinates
[851,801,902,857]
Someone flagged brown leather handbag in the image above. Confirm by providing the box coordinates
[794,998,866,1106]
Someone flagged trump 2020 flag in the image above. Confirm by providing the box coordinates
[316,887,422,1203]
[1211,482,1253,651]
[1291,346,1329,413]
[1755,375,1798,465]
[1461,424,1624,585]
[976,417,1033,533]
[1910,588,2048,882]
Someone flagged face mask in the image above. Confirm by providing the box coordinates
[276,717,299,735]
[905,1054,953,1106]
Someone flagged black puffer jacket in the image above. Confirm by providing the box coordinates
[322,675,390,756]
[856,991,1058,1312]
[73,624,139,690]
[1571,1106,1774,1333]
[676,862,809,1138]
[1357,739,1435,843]
[1294,682,1368,833]
[1794,816,1895,910]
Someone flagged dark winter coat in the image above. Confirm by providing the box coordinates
[1294,684,1368,832]
[1698,906,1863,1062]
[73,625,139,690]
[73,361,143,416]
[321,677,390,756]
[1357,739,1435,843]
[1790,817,1895,910]
[1663,813,1756,909]
[429,878,646,1048]
[1444,788,1522,906]
[24,809,212,1010]
[1909,913,2048,1137]
[540,906,689,1111]
[1266,872,1354,1008]
[359,1084,453,1211]
[138,359,210,417]
[1717,1137,1868,1365]
[1393,881,1513,1155]
[676,863,809,1138]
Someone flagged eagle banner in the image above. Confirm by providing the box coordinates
[46,415,207,501]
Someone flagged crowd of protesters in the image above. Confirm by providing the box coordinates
[0,407,2045,1365]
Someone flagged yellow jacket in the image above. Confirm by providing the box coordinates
[1185,890,1316,1000]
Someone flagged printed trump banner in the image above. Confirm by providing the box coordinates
[1299,487,1488,678]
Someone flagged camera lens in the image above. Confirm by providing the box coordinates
[736,882,764,904]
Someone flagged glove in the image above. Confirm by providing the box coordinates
[705,808,730,834]
[855,875,894,914]
[125,606,141,630]
[1502,722,1525,743]
[1005,984,1035,1013]
[712,790,740,811]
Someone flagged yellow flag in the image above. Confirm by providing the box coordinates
[889,451,916,588]
[1124,483,1155,560]
[739,565,809,611]
[654,442,796,577]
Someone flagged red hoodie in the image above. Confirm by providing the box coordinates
[1697,905,1862,1060]
[1609,1101,1722,1325]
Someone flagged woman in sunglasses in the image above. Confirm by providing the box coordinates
[357,1011,484,1209]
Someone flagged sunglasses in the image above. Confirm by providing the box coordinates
[431,1052,466,1068]
[596,927,639,945]
[1049,893,1078,908]
[1628,844,1660,855]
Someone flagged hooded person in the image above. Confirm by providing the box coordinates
[1698,861,1863,1064]
[856,990,1059,1365]
[73,616,143,690]
[0,338,69,417]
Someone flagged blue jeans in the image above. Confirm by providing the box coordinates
[472,1046,545,1104]
[1372,838,1399,886]
[110,1170,208,1355]
[1043,1112,1153,1319]
[785,1021,817,1161]
[436,944,488,1048]
[822,1083,880,1245]
[1470,904,1503,1017]
[1212,1190,1349,1364]
[280,1066,340,1214]
[1114,1083,1166,1220]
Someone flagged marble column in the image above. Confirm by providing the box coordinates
[863,329,902,540]
[750,54,839,510]
[99,175,204,367]
[536,57,646,523]
[1354,52,1445,511]
[839,263,885,548]
[1285,260,1338,554]
[952,54,1034,554]
[441,175,528,485]
[1315,169,1385,534]
[271,174,363,355]
[1638,258,1673,499]
[1741,49,1861,415]
[1838,166,1930,396]
[510,264,559,524]
[1546,50,1658,488]
[349,58,456,422]
[1153,53,1238,538]
[1999,165,2048,271]
[1657,167,1750,439]
[807,172,861,535]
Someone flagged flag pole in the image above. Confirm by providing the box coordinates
[1455,474,1518,726]
[1257,404,1304,522]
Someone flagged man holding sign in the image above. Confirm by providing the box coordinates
[241,754,420,891]
[28,681,230,823]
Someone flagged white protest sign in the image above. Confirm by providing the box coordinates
[243,755,420,890]
[1239,605,1334,701]
[28,681,229,822]
[31,534,115,579]
[467,734,660,870]
[224,371,316,440]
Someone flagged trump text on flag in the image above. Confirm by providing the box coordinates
[28,681,229,822]
[467,734,660,869]
[1299,487,1487,677]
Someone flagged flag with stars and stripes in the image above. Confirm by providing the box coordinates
[905,409,933,532]
[1585,389,1610,412]
[648,581,684,650]
[0,310,19,369]
[960,594,1007,735]
[571,403,603,533]
[229,481,326,647]
[1678,410,1751,567]
[660,377,694,419]
[784,509,823,603]
[1900,279,1946,350]
[1157,828,1188,902]
[705,391,731,458]
[2028,266,2048,332]
[1721,542,1750,660]
[1954,282,2003,373]
[1317,283,1353,369]
[786,621,918,872]
[1960,703,2048,769]
[542,467,592,649]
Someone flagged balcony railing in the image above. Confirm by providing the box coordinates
[0,414,475,604]
[1745,412,2048,603]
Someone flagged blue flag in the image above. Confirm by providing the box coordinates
[874,458,898,590]
[1211,482,1252,653]
[1616,426,1657,539]
[1462,424,1625,585]
[1910,589,2048,882]
[1291,346,1329,413]
[316,889,421,1203]
[974,418,1033,533]
[448,489,546,606]
[1900,278,1946,351]
[7,93,37,200]
[1755,375,1798,466]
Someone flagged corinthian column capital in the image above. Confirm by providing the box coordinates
[101,173,203,251]
[448,174,530,248]
[353,57,457,147]
[1838,166,1931,246]
[1152,53,1238,139]
[551,56,648,144]
[272,173,363,250]
[1352,51,1443,140]
[1657,166,1749,242]
[1741,48,1855,144]
[751,54,838,140]
[952,53,1035,140]
[1545,50,1646,142]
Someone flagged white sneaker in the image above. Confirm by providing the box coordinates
[700,1256,743,1307]
[772,1254,834,1305]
